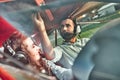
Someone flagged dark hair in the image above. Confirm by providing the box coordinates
[72,18,78,34]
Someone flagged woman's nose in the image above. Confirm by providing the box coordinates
[36,46,40,50]
[34,45,39,50]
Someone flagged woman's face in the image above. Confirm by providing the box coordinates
[21,38,41,63]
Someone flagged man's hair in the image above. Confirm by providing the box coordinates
[72,18,78,34]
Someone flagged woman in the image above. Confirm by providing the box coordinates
[21,37,73,80]
[21,37,52,74]
[3,31,74,80]
[2,31,29,65]
[3,31,57,80]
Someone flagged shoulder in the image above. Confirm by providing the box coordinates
[76,38,90,46]
[81,38,90,42]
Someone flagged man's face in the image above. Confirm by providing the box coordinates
[21,38,41,63]
[60,19,75,40]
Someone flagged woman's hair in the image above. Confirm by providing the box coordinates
[2,31,29,65]
[3,31,27,54]
[2,31,54,76]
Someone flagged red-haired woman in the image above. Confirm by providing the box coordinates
[2,31,57,80]
[2,31,29,66]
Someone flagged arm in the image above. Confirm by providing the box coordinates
[32,12,54,60]
[46,59,73,80]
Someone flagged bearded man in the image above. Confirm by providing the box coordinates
[32,13,89,69]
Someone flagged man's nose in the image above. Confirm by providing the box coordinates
[63,26,67,31]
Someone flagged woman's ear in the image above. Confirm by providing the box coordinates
[14,51,29,64]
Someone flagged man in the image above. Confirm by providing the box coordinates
[32,12,89,68]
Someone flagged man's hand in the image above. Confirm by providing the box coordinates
[32,12,55,60]
[32,12,46,32]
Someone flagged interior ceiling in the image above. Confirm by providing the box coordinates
[0,0,105,35]
[73,1,105,20]
[0,0,14,3]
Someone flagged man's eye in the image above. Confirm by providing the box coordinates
[66,24,70,27]
[60,24,70,28]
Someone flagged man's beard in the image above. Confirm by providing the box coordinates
[60,31,76,40]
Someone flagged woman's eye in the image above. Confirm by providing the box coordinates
[32,44,35,48]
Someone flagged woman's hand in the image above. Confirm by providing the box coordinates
[32,12,46,32]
